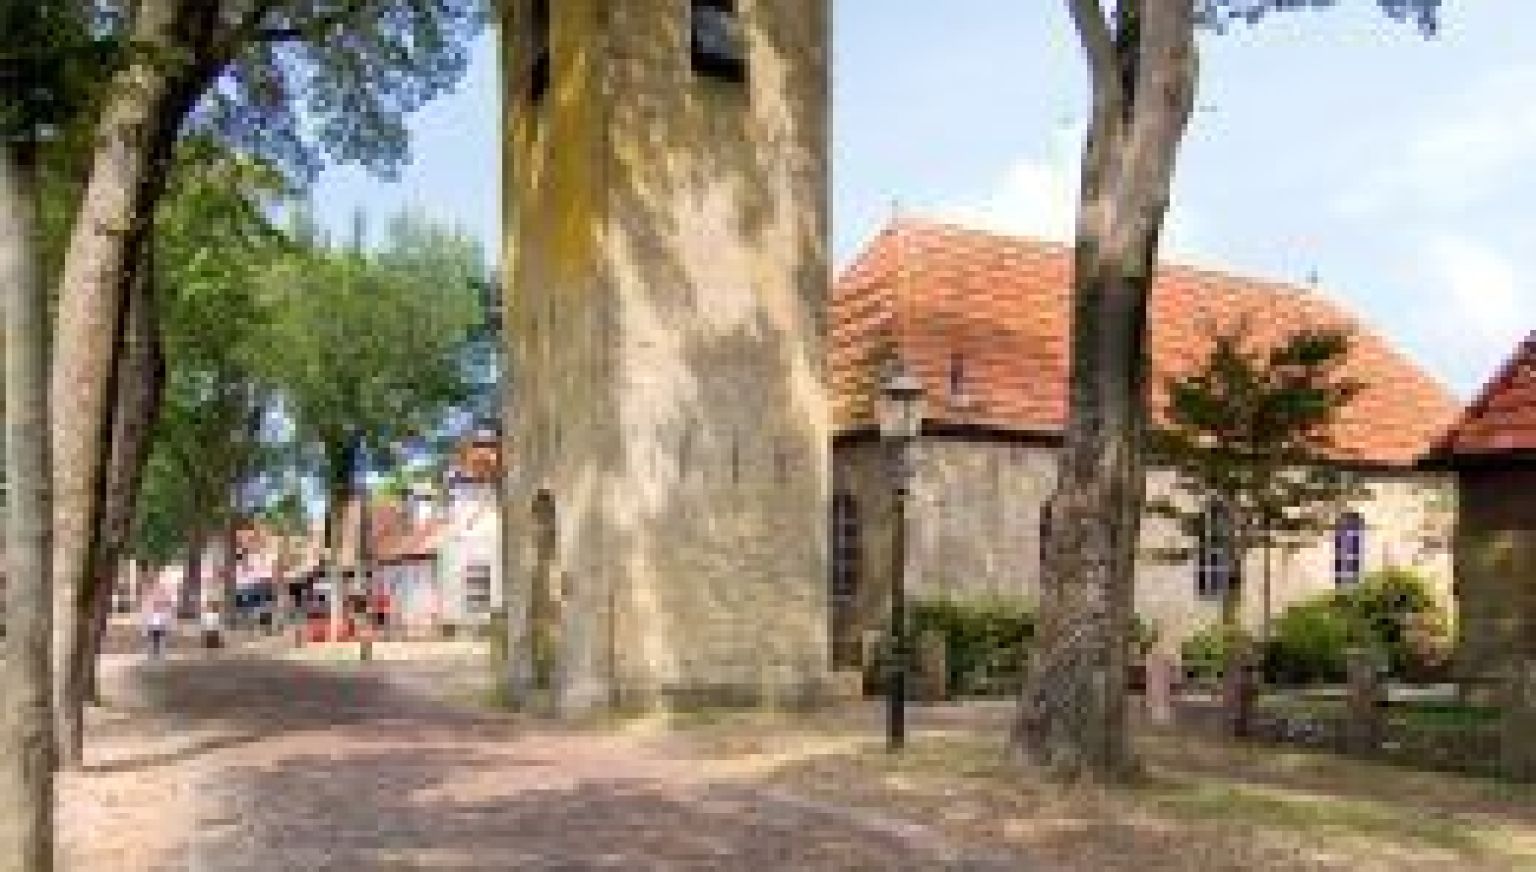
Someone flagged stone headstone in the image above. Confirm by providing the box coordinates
[914,630,948,702]
[1345,647,1386,754]
[1144,650,1176,727]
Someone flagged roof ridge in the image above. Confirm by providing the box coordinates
[1441,330,1536,454]
[894,214,1364,298]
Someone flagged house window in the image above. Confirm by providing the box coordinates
[691,0,747,82]
[465,563,493,613]
[528,0,551,104]
[1334,512,1365,587]
[830,493,860,603]
[1196,501,1233,600]
[1038,501,1053,567]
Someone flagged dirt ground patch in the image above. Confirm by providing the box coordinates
[671,703,1536,872]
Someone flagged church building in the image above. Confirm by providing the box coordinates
[829,221,1461,665]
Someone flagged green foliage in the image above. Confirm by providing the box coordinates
[260,207,484,506]
[0,2,123,142]
[131,144,290,564]
[1181,624,1255,685]
[202,0,488,182]
[1148,325,1367,642]
[1332,567,1448,680]
[907,597,1036,697]
[1253,567,1450,685]
[1263,600,1360,685]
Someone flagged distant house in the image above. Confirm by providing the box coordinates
[128,433,504,636]
[829,220,1461,666]
[1434,331,1536,679]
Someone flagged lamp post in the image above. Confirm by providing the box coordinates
[878,358,925,752]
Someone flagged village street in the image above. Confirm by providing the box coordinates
[59,648,1023,872]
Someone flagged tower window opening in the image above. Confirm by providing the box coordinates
[529,0,551,104]
[691,0,747,82]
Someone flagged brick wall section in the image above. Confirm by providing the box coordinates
[1455,466,1536,678]
[503,0,830,712]
[834,435,1456,658]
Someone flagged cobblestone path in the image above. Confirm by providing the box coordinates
[62,654,1025,871]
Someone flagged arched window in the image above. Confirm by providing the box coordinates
[830,493,860,603]
[1334,512,1365,587]
[1196,501,1233,599]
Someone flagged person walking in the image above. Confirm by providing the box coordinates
[145,601,171,660]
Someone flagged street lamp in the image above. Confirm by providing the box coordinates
[877,357,925,752]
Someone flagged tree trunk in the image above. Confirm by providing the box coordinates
[324,439,358,645]
[49,0,212,768]
[182,530,207,621]
[0,138,56,872]
[82,244,165,709]
[1013,0,1198,781]
[1221,541,1256,737]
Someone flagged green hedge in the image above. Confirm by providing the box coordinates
[911,596,1035,697]
[863,598,1157,699]
[1186,567,1451,687]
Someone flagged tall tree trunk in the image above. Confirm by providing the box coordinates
[83,254,164,705]
[182,529,207,622]
[325,438,358,645]
[49,0,214,768]
[1014,0,1198,781]
[1221,540,1255,737]
[0,138,56,872]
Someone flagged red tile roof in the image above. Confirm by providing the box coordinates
[1437,331,1536,458]
[832,220,1460,467]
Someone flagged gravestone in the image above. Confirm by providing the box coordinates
[1144,649,1176,727]
[914,630,948,702]
[1345,647,1386,755]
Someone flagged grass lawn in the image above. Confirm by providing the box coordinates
[670,703,1536,872]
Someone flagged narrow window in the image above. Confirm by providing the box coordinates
[1334,512,1364,587]
[1038,501,1053,567]
[1196,501,1232,600]
[691,0,747,82]
[529,0,551,104]
[465,563,493,614]
[830,493,860,603]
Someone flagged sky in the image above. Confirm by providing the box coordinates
[312,1,1536,399]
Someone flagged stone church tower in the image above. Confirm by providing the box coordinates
[499,0,830,712]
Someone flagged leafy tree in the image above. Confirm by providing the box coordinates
[1017,0,1439,781]
[261,210,483,640]
[47,0,485,766]
[1146,325,1365,734]
[143,143,286,592]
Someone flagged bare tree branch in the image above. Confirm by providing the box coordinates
[1066,0,1123,108]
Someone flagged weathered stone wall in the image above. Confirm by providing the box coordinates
[1455,466,1536,679]
[503,0,830,711]
[833,434,1457,659]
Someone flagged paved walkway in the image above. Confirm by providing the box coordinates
[62,654,1025,871]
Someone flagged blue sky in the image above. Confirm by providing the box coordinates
[313,2,1536,398]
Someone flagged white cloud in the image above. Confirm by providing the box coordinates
[935,123,1207,262]
[1337,65,1536,218]
[1411,234,1536,392]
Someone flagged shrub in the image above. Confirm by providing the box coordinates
[1259,566,1450,685]
[1263,599,1360,685]
[1181,624,1254,685]
[1333,567,1446,679]
[909,596,1034,697]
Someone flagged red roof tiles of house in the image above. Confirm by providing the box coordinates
[1437,331,1536,458]
[832,220,1460,467]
